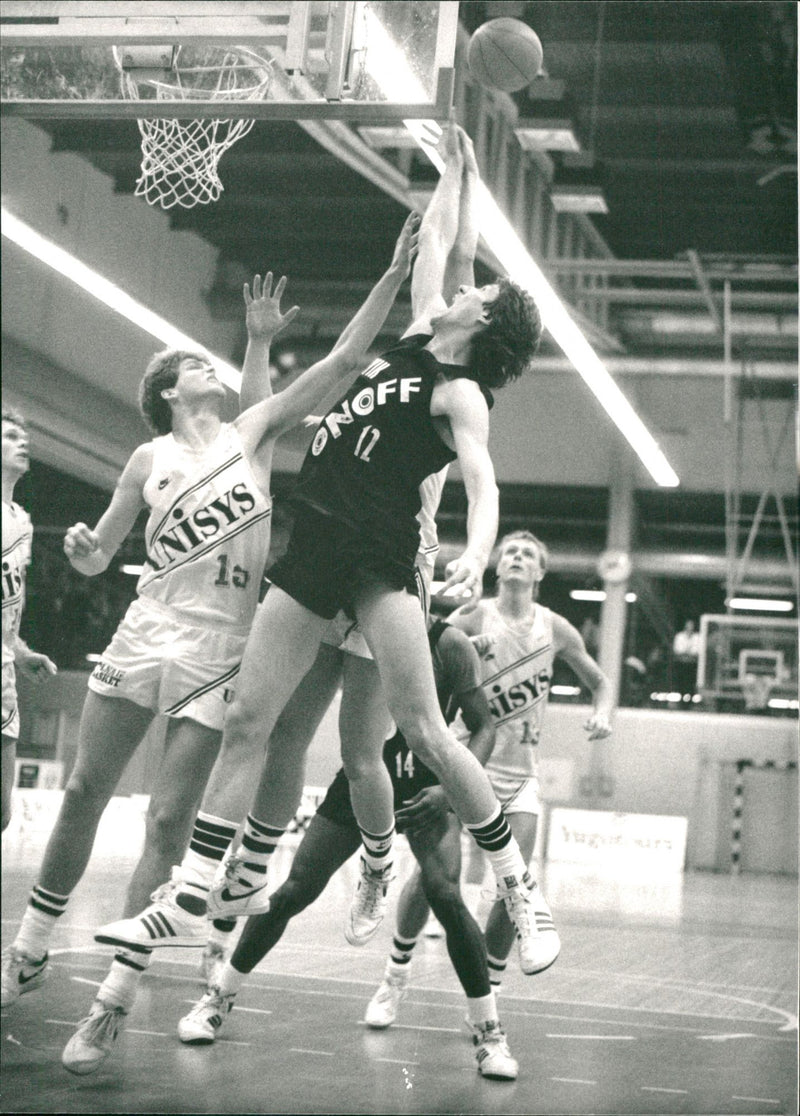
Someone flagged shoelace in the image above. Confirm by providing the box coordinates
[357,876,386,917]
[505,889,534,936]
[224,854,243,883]
[377,977,405,1001]
[149,880,178,907]
[81,1004,126,1046]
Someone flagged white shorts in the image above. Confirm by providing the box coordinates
[489,772,542,818]
[87,596,248,732]
[2,661,19,739]
[320,558,434,661]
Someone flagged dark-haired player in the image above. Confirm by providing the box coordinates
[198,122,548,972]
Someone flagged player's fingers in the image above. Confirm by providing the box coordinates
[262,271,273,298]
[243,282,252,305]
[281,305,300,327]
[273,274,287,300]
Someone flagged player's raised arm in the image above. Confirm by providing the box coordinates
[404,119,465,335]
[442,128,480,303]
[63,445,151,576]
[236,213,418,446]
[238,272,299,413]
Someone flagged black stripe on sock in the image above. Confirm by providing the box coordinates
[29,897,66,917]
[33,885,68,907]
[241,834,276,855]
[114,952,150,972]
[245,816,284,840]
[194,818,238,839]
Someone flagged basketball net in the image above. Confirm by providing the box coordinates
[741,673,774,711]
[113,47,272,210]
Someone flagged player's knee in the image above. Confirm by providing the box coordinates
[61,771,107,817]
[270,874,315,919]
[400,724,449,774]
[222,695,266,753]
[144,799,193,861]
[341,749,382,785]
[425,884,463,927]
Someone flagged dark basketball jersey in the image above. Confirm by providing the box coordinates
[292,335,492,562]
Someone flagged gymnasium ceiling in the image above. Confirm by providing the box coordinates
[1,0,797,582]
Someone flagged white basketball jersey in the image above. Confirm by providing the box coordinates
[137,425,272,628]
[477,600,554,784]
[2,501,32,669]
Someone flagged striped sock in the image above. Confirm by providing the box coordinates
[359,824,395,874]
[388,933,417,972]
[15,884,69,958]
[487,952,507,994]
[467,808,529,889]
[98,949,152,1012]
[182,812,239,893]
[235,814,283,887]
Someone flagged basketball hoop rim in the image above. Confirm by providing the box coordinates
[111,44,273,103]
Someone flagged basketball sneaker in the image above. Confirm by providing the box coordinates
[94,875,206,951]
[61,998,127,1075]
[1,947,48,1008]
[364,971,408,1028]
[473,1020,518,1080]
[344,858,393,946]
[177,987,236,1044]
[500,877,560,975]
[207,852,271,918]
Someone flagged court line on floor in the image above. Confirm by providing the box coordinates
[40,949,799,1040]
[730,1096,780,1105]
[551,1077,596,1085]
[641,1086,688,1095]
[546,1033,635,1040]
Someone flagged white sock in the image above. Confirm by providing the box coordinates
[467,991,499,1030]
[97,949,152,1012]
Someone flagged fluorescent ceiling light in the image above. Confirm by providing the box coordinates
[727,597,794,612]
[119,564,145,576]
[359,10,679,489]
[550,185,609,214]
[570,589,637,602]
[1,207,242,392]
[551,684,581,696]
[515,122,581,153]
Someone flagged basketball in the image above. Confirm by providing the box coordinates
[467,18,544,93]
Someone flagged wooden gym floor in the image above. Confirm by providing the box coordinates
[2,820,798,1115]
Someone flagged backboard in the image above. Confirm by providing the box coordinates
[0,1,457,120]
[698,613,799,711]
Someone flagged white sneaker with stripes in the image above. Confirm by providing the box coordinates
[473,1021,518,1080]
[178,987,236,1044]
[95,875,206,951]
[500,878,560,975]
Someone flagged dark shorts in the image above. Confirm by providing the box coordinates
[268,505,419,621]
[315,768,358,828]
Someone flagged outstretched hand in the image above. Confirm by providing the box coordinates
[441,553,485,613]
[390,212,421,278]
[18,649,57,682]
[244,272,300,340]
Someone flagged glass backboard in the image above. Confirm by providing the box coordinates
[0,1,457,120]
